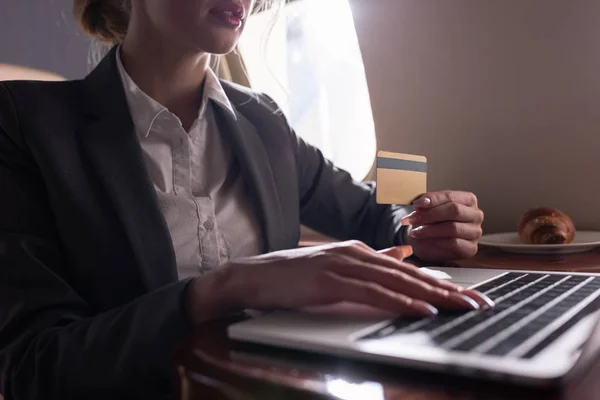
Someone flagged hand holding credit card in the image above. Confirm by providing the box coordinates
[376,151,427,205]
[375,150,483,261]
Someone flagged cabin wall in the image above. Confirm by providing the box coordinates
[350,0,600,233]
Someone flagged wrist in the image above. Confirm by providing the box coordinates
[185,266,241,326]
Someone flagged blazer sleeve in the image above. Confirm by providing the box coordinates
[0,84,191,399]
[264,96,413,249]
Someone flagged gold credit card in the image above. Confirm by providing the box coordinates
[376,151,427,205]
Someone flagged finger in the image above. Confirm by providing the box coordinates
[329,261,480,311]
[412,191,478,210]
[438,237,479,256]
[413,238,479,260]
[376,246,468,291]
[305,240,372,254]
[340,240,372,250]
[328,245,463,292]
[322,272,438,316]
[275,240,371,264]
[403,203,484,226]
[377,245,413,260]
[460,289,495,309]
[409,222,483,241]
[326,240,387,260]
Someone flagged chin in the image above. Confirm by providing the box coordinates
[204,43,238,55]
[186,26,243,55]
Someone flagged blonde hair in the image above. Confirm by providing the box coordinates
[73,0,282,45]
[73,0,130,44]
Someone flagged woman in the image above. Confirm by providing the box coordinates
[0,0,491,398]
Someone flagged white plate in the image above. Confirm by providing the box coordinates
[479,231,600,255]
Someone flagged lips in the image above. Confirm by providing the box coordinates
[209,2,246,28]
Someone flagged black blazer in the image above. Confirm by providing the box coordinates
[0,47,408,399]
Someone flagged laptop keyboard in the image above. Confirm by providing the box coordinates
[359,272,600,358]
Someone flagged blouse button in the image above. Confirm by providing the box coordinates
[204,219,215,231]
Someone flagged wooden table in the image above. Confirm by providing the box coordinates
[173,247,600,400]
[451,247,600,273]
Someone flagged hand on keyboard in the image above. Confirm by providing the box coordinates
[187,240,494,325]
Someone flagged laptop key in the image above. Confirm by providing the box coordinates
[473,273,526,294]
[358,275,600,352]
[443,278,579,352]
[479,278,600,357]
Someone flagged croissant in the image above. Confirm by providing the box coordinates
[518,207,576,245]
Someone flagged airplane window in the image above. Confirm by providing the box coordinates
[239,0,376,181]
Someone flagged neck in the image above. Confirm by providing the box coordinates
[120,28,210,130]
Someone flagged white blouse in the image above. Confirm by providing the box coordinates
[116,50,262,279]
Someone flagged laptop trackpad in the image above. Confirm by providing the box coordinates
[419,267,506,288]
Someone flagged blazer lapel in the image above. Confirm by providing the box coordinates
[214,105,285,253]
[79,47,177,288]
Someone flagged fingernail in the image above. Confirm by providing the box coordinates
[420,303,439,316]
[400,211,417,226]
[460,289,495,309]
[413,197,432,208]
[472,290,496,309]
[460,295,480,310]
[402,217,420,227]
[409,226,423,238]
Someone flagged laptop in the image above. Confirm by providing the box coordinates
[228,267,600,387]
